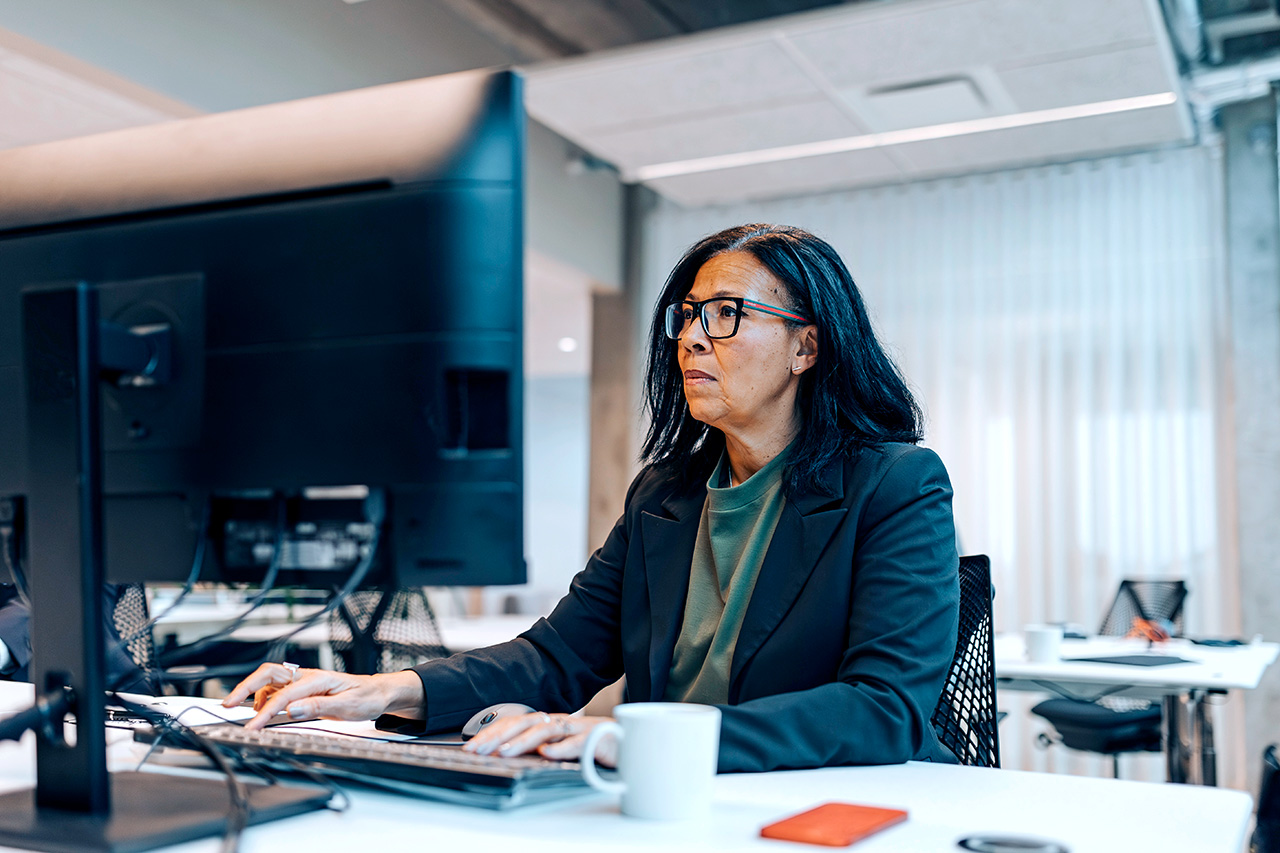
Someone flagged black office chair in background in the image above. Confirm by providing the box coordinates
[329,587,449,674]
[1097,579,1188,638]
[1031,578,1188,777]
[152,586,450,695]
[1253,744,1280,853]
[931,554,1000,769]
[108,583,162,692]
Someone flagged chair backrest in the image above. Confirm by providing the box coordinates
[108,582,159,691]
[1254,744,1280,853]
[931,554,1000,768]
[1098,579,1188,637]
[329,587,449,673]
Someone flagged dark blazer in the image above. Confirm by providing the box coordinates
[0,584,152,691]
[405,442,959,773]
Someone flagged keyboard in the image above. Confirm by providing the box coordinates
[139,722,590,809]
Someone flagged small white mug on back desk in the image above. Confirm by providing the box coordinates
[1024,624,1064,662]
[580,702,721,820]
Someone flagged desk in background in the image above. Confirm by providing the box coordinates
[151,602,325,647]
[0,682,1255,853]
[226,614,536,671]
[995,634,1280,784]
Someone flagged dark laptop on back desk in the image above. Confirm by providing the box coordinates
[1065,653,1193,667]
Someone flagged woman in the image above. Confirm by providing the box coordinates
[225,224,960,772]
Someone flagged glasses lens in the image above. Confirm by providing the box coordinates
[702,299,740,339]
[664,303,692,339]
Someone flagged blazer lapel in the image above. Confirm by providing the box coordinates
[640,488,704,701]
[729,461,849,695]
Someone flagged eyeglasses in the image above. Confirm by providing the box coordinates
[663,297,811,340]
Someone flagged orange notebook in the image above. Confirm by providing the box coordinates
[760,802,909,847]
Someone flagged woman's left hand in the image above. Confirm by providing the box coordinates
[462,712,617,766]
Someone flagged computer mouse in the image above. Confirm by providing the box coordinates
[461,702,535,740]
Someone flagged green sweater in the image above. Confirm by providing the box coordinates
[663,447,789,704]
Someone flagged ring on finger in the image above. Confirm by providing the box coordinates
[537,712,552,725]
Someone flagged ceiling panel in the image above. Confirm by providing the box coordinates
[588,97,865,165]
[525,37,820,135]
[645,146,906,207]
[525,0,1191,206]
[0,30,194,150]
[890,103,1188,176]
[784,0,1158,89]
[994,44,1176,112]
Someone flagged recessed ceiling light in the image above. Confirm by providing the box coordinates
[631,92,1179,182]
[557,337,578,353]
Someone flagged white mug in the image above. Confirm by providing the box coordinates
[579,702,721,820]
[1025,624,1064,662]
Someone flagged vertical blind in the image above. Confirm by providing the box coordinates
[640,146,1235,783]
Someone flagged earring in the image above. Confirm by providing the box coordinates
[791,365,801,373]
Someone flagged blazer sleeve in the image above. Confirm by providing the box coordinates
[715,446,960,772]
[400,471,653,733]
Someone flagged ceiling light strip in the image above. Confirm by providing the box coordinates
[631,92,1178,181]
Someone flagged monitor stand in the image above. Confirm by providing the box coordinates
[0,773,330,853]
[2,283,330,852]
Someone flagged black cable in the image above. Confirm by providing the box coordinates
[109,693,252,853]
[0,688,70,743]
[256,722,463,746]
[152,494,289,663]
[262,489,387,664]
[105,500,214,693]
[116,498,213,647]
[110,490,386,698]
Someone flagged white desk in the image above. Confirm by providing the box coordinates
[151,602,325,646]
[0,681,1255,853]
[995,635,1280,784]
[224,614,535,672]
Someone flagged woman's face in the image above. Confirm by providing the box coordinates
[676,251,817,443]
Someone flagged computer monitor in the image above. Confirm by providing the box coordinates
[0,67,525,850]
[0,68,525,589]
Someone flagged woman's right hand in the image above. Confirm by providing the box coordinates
[222,663,425,731]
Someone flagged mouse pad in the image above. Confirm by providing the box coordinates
[1066,654,1192,667]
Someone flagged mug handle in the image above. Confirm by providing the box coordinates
[580,720,625,794]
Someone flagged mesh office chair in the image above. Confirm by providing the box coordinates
[1030,578,1188,777]
[107,583,163,693]
[329,587,450,674]
[1252,744,1280,853]
[159,586,452,693]
[931,554,1000,768]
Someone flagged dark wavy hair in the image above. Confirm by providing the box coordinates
[641,223,923,495]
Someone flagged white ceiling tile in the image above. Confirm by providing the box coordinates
[525,0,1187,206]
[588,97,865,170]
[646,147,905,207]
[0,33,192,151]
[525,38,820,135]
[995,44,1178,111]
[890,103,1188,176]
[786,0,1160,90]
[853,77,992,130]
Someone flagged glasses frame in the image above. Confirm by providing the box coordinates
[663,296,811,341]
